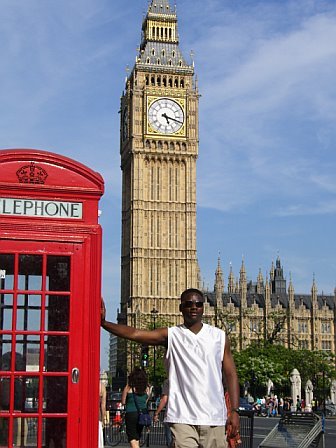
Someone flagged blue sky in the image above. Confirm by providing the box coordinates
[1,0,336,367]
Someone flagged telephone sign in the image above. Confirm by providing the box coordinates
[0,197,83,219]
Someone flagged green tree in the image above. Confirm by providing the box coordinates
[233,343,336,398]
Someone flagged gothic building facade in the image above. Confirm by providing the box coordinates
[204,257,336,354]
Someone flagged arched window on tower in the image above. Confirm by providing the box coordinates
[175,216,179,248]
[169,216,173,248]
[150,214,155,248]
[150,165,155,200]
[175,166,179,201]
[169,164,173,201]
[157,215,160,247]
[150,262,154,295]
[156,165,160,200]
[169,262,173,295]
[180,161,186,201]
[156,262,161,296]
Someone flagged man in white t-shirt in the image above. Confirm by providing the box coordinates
[101,288,240,448]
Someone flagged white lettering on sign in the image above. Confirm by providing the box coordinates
[0,270,6,279]
[0,198,83,219]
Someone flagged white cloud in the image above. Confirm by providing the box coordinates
[275,200,336,217]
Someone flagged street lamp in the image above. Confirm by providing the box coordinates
[151,307,159,390]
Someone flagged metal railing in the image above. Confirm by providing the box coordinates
[259,412,324,448]
[105,409,254,447]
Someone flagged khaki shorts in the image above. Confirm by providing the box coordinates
[169,423,228,448]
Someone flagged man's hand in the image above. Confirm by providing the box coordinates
[226,411,241,445]
[226,411,240,435]
[101,298,106,326]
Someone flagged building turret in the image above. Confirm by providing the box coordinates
[257,268,264,294]
[311,276,318,309]
[228,263,235,294]
[196,262,202,289]
[214,256,224,305]
[270,261,275,282]
[288,272,295,305]
[265,273,271,302]
[271,256,286,294]
[239,258,247,309]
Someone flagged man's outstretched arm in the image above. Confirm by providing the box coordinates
[101,299,168,346]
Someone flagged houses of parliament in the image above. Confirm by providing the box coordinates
[110,0,335,375]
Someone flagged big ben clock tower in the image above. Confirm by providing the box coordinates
[119,0,200,332]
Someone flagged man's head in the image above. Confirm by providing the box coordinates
[179,288,205,326]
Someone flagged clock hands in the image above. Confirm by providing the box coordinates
[161,112,183,125]
[161,113,170,124]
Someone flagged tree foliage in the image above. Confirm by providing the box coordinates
[233,342,336,397]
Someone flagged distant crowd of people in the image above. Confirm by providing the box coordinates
[251,394,320,417]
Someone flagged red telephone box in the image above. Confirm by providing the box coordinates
[0,149,104,447]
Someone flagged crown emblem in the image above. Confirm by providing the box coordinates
[16,162,48,184]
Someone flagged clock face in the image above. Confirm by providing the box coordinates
[148,98,184,134]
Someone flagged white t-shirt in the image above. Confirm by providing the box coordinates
[165,323,227,426]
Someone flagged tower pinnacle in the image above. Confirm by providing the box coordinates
[148,0,175,14]
[137,0,192,73]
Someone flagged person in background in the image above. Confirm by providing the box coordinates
[122,367,150,448]
[101,288,240,448]
[153,379,172,447]
[296,395,301,412]
[99,374,107,448]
